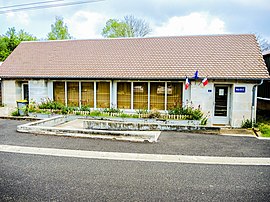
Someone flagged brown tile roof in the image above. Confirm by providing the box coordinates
[0,34,269,80]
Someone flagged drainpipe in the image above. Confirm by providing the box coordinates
[251,79,263,127]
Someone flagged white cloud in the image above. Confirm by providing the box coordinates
[152,12,227,36]
[5,11,30,26]
[66,11,107,39]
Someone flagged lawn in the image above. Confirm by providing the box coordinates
[259,123,270,137]
[257,111,270,137]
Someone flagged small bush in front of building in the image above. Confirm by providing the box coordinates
[80,105,91,112]
[38,98,64,110]
[11,109,20,116]
[61,106,69,114]
[148,110,161,119]
[90,110,102,116]
[136,109,148,115]
[168,106,204,120]
[241,119,253,128]
[103,108,121,113]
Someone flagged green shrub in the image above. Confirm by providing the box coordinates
[168,106,204,120]
[119,113,130,118]
[131,114,139,118]
[80,105,91,111]
[11,109,20,116]
[90,110,102,116]
[103,108,121,113]
[148,110,161,119]
[259,123,270,137]
[61,106,69,114]
[200,116,208,125]
[136,109,148,114]
[38,98,64,110]
[241,119,253,128]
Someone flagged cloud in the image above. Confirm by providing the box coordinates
[5,11,30,26]
[66,11,107,39]
[151,12,227,36]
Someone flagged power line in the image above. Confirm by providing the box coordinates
[0,0,105,14]
[0,0,63,10]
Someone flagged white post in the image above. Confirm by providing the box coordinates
[131,82,134,110]
[65,81,67,107]
[148,82,150,111]
[94,81,97,109]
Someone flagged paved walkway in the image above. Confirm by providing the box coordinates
[1,144,269,165]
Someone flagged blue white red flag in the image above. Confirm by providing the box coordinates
[193,70,199,80]
[185,77,190,90]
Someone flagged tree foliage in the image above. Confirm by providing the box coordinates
[102,19,133,38]
[0,27,37,61]
[102,15,151,38]
[47,16,72,40]
[124,15,151,37]
[256,35,270,52]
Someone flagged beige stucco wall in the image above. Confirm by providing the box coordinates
[230,83,254,127]
[2,80,22,107]
[188,81,214,125]
[185,81,256,128]
[2,79,257,128]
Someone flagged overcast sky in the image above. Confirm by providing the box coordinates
[0,0,269,41]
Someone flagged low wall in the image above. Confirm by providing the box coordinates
[83,120,219,132]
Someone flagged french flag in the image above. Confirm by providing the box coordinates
[185,77,190,90]
[202,77,208,86]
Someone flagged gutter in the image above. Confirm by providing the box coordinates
[251,79,264,127]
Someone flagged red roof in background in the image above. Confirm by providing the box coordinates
[0,34,269,80]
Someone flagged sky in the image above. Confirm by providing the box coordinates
[0,0,269,41]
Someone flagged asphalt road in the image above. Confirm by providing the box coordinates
[0,119,270,157]
[1,152,270,201]
[0,119,270,201]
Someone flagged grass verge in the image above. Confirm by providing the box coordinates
[258,123,270,137]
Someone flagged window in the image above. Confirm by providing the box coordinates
[150,82,165,110]
[117,82,131,109]
[81,82,94,107]
[67,82,79,107]
[96,82,110,108]
[167,82,182,109]
[53,82,65,104]
[133,82,148,110]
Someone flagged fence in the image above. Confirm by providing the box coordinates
[38,109,191,120]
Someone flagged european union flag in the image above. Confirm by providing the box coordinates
[193,70,199,79]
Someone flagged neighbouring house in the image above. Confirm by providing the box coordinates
[0,34,269,127]
[257,50,270,112]
[0,62,2,106]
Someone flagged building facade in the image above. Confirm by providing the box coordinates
[0,35,269,127]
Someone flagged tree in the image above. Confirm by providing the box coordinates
[102,19,133,38]
[124,15,151,37]
[102,15,151,38]
[0,27,37,61]
[256,35,270,52]
[47,16,72,40]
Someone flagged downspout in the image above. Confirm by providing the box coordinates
[251,79,264,127]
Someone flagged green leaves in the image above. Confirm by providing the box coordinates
[102,19,134,38]
[47,16,72,40]
[102,15,151,38]
[0,27,37,61]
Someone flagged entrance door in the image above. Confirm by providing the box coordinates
[22,83,29,102]
[214,86,230,125]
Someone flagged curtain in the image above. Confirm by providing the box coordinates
[117,82,131,109]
